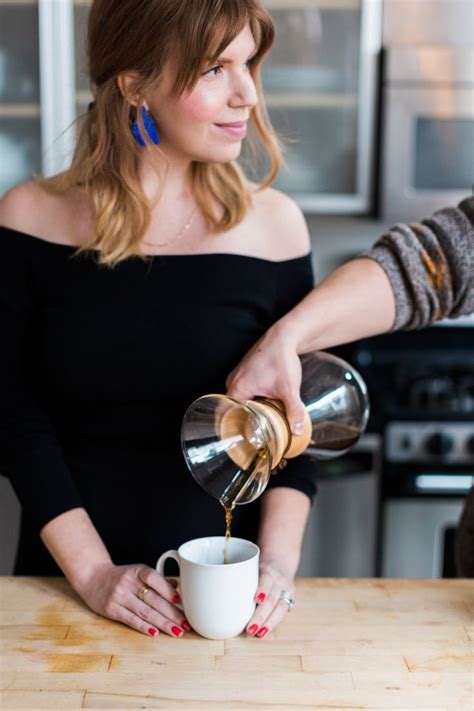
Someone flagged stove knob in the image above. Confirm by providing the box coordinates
[400,435,412,451]
[426,432,454,456]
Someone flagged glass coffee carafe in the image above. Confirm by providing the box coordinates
[181,351,370,510]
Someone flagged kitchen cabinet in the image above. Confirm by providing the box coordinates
[0,0,75,195]
[1,0,381,215]
[258,0,382,212]
[0,0,41,196]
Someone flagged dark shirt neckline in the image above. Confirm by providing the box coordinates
[1,225,311,265]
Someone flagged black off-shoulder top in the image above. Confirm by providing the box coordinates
[0,226,317,574]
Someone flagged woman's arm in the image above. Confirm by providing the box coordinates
[257,487,311,578]
[0,191,186,638]
[242,486,311,638]
[40,508,113,593]
[40,507,186,637]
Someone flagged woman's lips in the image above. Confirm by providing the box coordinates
[214,121,247,138]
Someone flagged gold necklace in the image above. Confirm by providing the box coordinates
[142,207,199,249]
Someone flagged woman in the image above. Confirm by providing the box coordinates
[0,0,317,639]
[225,197,474,575]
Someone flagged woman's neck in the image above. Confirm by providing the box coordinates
[138,151,193,207]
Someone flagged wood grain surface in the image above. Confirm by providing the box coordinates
[0,576,472,710]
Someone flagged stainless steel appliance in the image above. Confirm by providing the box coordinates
[382,421,472,578]
[297,433,381,578]
[381,46,474,222]
[351,328,474,578]
[383,0,474,48]
[380,0,474,222]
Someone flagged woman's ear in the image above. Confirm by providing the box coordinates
[115,72,140,106]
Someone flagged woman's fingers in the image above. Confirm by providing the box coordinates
[253,597,290,639]
[245,561,295,639]
[133,566,191,636]
[81,563,191,638]
[125,593,187,638]
[245,569,273,635]
[255,569,273,606]
[118,605,161,637]
[138,567,182,606]
[99,565,190,638]
[135,586,188,629]
[246,589,291,639]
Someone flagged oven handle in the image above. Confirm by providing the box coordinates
[416,474,474,493]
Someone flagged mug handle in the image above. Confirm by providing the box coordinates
[156,549,184,611]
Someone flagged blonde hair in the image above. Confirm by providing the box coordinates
[33,0,283,266]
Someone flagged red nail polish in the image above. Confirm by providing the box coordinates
[256,592,266,603]
[148,627,158,636]
[172,594,181,604]
[247,623,258,635]
[181,620,191,631]
[257,626,268,638]
[171,625,183,637]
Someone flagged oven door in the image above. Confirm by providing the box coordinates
[381,48,474,221]
[380,467,473,578]
[381,496,466,578]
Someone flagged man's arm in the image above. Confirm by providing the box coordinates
[365,197,474,329]
[226,198,474,433]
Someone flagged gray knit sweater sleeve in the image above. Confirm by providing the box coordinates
[363,197,474,330]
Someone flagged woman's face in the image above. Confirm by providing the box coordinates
[146,24,259,164]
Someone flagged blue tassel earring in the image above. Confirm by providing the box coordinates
[131,105,160,147]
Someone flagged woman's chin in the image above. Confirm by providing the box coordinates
[204,145,243,163]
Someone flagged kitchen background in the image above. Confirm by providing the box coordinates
[0,0,473,578]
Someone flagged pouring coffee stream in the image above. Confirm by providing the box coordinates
[181,351,370,564]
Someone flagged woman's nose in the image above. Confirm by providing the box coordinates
[229,71,258,109]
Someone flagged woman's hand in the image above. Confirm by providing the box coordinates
[74,561,191,638]
[244,558,295,639]
[226,322,306,435]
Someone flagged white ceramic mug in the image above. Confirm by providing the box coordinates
[156,536,259,640]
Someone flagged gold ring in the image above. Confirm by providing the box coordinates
[137,585,149,602]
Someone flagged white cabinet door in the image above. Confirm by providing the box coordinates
[257,0,382,213]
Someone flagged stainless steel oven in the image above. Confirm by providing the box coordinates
[381,421,472,578]
[381,46,474,222]
[350,327,474,578]
[380,0,474,222]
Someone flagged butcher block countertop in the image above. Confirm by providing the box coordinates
[0,577,472,710]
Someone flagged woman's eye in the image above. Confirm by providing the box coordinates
[202,65,223,78]
[202,57,257,77]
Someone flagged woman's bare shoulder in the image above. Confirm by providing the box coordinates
[248,183,311,261]
[0,181,45,237]
[0,180,90,246]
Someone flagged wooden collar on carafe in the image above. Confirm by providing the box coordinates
[246,397,312,470]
